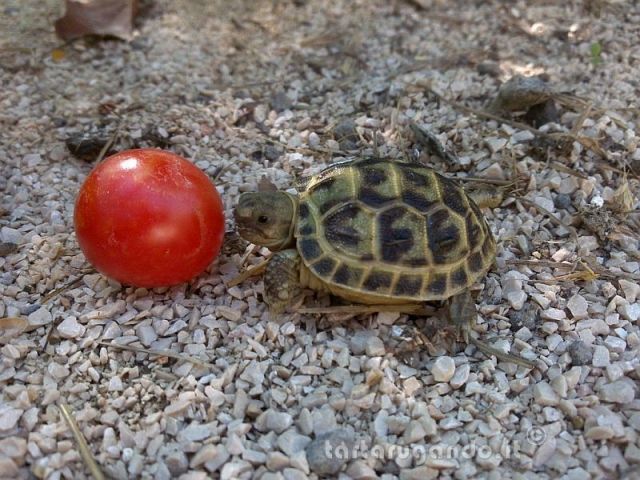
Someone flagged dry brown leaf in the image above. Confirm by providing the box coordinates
[0,317,28,344]
[55,0,138,41]
[610,177,635,213]
[575,135,609,159]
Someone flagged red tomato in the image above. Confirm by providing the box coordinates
[74,149,225,287]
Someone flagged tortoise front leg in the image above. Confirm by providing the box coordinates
[449,290,535,368]
[264,249,302,314]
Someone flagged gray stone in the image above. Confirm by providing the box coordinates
[0,227,23,244]
[0,458,18,478]
[178,423,213,443]
[57,316,85,338]
[567,341,592,366]
[604,336,626,353]
[533,381,559,406]
[220,461,251,480]
[592,345,610,367]
[165,450,189,476]
[554,193,572,210]
[403,420,426,443]
[620,303,640,322]
[618,279,640,303]
[431,356,455,383]
[485,136,508,153]
[365,336,385,356]
[0,437,27,458]
[624,443,640,463]
[311,406,337,436]
[333,119,358,142]
[27,307,52,327]
[108,376,123,392]
[239,360,266,386]
[136,324,157,347]
[349,331,372,355]
[277,429,311,456]
[256,409,293,434]
[567,294,588,319]
[102,321,122,340]
[270,91,293,112]
[203,445,230,472]
[449,363,470,389]
[598,379,635,404]
[305,428,354,475]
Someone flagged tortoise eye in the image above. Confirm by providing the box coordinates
[257,215,269,224]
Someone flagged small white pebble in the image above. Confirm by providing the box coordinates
[431,356,456,383]
[57,316,85,338]
[365,336,385,357]
[604,336,626,353]
[533,381,559,406]
[566,294,588,320]
[108,376,124,392]
[592,345,610,367]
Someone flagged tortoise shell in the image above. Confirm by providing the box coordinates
[294,158,496,303]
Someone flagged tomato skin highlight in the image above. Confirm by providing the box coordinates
[74,149,225,287]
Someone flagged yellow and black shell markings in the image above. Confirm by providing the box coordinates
[295,158,496,302]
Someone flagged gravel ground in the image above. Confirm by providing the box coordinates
[2,1,640,479]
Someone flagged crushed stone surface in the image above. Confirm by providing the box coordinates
[1,1,640,479]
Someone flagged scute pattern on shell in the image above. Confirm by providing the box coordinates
[295,158,496,301]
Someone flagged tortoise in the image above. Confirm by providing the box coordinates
[234,157,534,367]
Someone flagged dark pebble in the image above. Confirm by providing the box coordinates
[0,243,18,256]
[270,91,293,112]
[510,303,539,331]
[333,119,358,142]
[554,193,573,210]
[264,145,282,162]
[522,99,560,128]
[476,61,502,77]
[306,429,355,475]
[567,340,593,366]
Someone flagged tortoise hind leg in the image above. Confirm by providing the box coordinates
[264,249,302,314]
[449,290,535,368]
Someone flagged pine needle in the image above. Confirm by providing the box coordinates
[98,341,214,370]
[59,404,105,480]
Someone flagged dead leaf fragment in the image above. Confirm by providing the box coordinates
[51,48,66,62]
[55,0,138,41]
[609,177,635,213]
[0,317,28,344]
[258,176,278,192]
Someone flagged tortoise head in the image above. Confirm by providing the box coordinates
[234,192,298,251]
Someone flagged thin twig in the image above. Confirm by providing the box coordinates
[96,120,122,164]
[506,259,576,269]
[550,161,589,180]
[456,176,513,186]
[60,404,105,480]
[98,341,214,370]
[41,271,90,304]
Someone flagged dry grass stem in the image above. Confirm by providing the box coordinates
[98,341,214,370]
[59,404,105,480]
